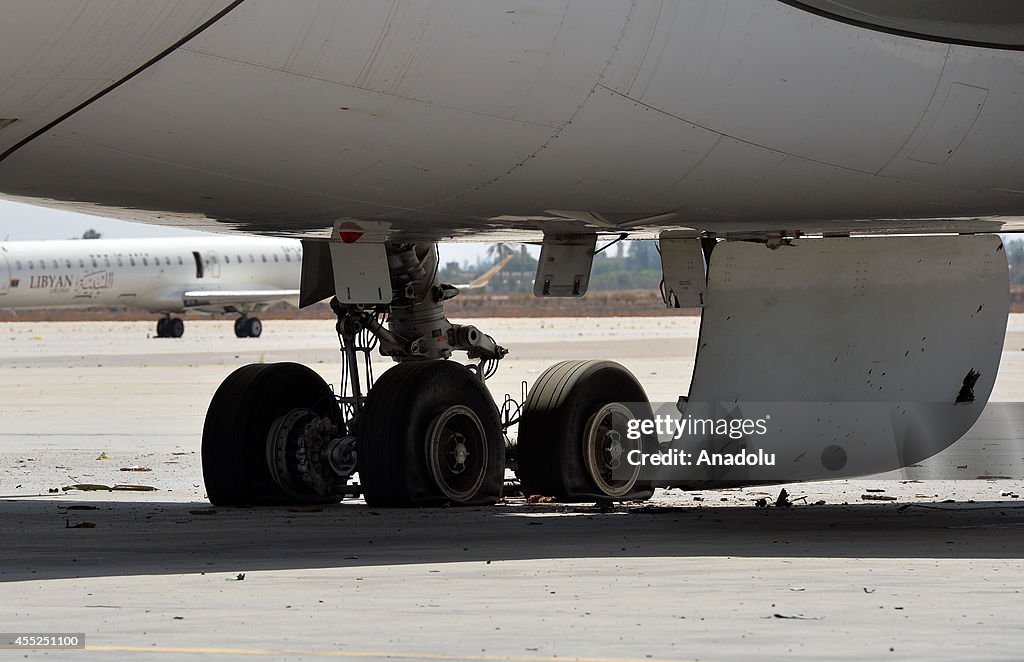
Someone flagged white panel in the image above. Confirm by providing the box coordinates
[0,249,9,295]
[489,86,720,212]
[880,47,1024,190]
[186,0,632,128]
[330,242,391,305]
[673,236,1008,484]
[908,83,988,165]
[630,0,948,173]
[534,234,596,297]
[658,235,704,308]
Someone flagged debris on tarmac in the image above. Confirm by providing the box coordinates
[861,494,897,501]
[66,521,96,529]
[62,484,157,492]
[775,489,792,507]
[119,466,152,472]
[63,483,112,491]
[95,453,110,461]
[772,613,823,620]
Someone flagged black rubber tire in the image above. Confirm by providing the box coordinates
[169,317,185,338]
[202,362,340,506]
[156,318,168,338]
[516,360,655,502]
[234,317,247,338]
[358,360,504,507]
[247,317,262,338]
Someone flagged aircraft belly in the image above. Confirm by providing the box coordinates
[0,1,240,157]
[0,0,1022,236]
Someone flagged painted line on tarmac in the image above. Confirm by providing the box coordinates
[86,645,692,661]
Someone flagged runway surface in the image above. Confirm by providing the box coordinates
[1,317,1023,660]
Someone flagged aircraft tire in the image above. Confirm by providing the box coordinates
[169,317,185,338]
[156,318,168,338]
[234,317,247,337]
[202,362,340,506]
[247,317,262,338]
[358,360,504,507]
[516,360,655,502]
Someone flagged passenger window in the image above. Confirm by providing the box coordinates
[178,257,183,265]
[91,258,97,267]
[225,255,231,264]
[28,261,33,270]
[285,254,291,262]
[249,254,255,263]
[79,259,84,268]
[273,254,279,262]
[65,260,71,268]
[262,255,267,263]
[237,255,242,263]
[130,257,135,267]
[117,258,123,267]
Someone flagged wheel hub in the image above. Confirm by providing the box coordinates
[425,405,488,503]
[267,408,351,499]
[583,402,641,498]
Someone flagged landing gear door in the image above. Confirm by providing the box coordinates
[328,221,393,305]
[534,233,597,297]
[659,233,706,308]
[0,249,9,295]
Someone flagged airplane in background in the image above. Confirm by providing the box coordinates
[0,236,300,337]
[0,236,513,338]
[0,1,1022,509]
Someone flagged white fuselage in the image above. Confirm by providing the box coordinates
[0,1,1022,239]
[0,237,300,314]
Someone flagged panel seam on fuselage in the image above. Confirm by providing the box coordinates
[0,0,250,163]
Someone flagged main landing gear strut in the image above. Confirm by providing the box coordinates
[201,242,656,507]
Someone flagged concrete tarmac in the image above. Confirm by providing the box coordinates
[1,317,1023,660]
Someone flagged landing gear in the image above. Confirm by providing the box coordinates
[234,316,262,338]
[202,362,351,506]
[155,316,184,338]
[201,242,509,507]
[516,360,655,501]
[358,360,504,506]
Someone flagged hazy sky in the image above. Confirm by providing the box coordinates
[0,198,496,265]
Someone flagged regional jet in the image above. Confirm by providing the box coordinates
[0,1,1020,508]
[0,237,300,337]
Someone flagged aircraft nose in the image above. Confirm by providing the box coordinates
[0,1,240,158]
